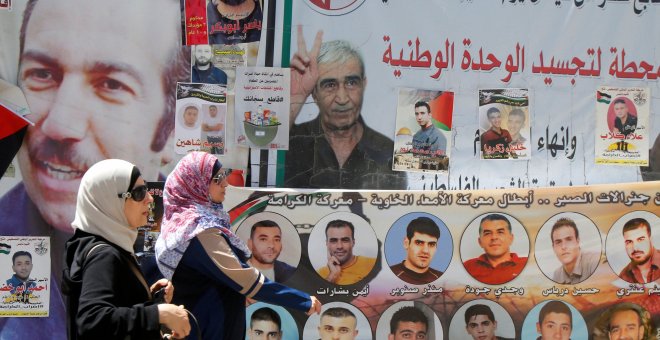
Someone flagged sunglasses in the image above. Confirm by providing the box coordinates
[117,185,149,202]
[212,169,230,184]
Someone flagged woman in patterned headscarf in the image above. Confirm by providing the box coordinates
[63,159,190,339]
[155,152,320,340]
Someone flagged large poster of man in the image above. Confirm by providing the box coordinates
[285,27,408,190]
[0,0,194,337]
[287,1,659,189]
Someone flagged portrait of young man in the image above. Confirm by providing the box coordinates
[462,214,528,285]
[388,306,429,340]
[507,108,527,146]
[191,44,228,85]
[317,307,359,340]
[6,251,36,301]
[0,0,190,337]
[464,304,513,340]
[548,217,600,284]
[611,98,637,137]
[248,307,282,340]
[411,101,446,158]
[247,220,296,283]
[480,107,512,159]
[317,219,376,285]
[617,217,659,284]
[535,301,573,340]
[389,216,444,285]
[201,104,225,155]
[286,27,407,189]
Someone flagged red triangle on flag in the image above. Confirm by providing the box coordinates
[0,105,29,140]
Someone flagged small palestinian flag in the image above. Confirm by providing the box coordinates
[597,91,611,104]
[0,242,11,255]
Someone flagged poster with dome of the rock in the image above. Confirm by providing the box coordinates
[392,88,454,173]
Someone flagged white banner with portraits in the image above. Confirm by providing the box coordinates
[224,181,660,339]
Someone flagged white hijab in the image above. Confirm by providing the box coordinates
[71,159,138,253]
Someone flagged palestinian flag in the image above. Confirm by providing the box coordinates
[597,91,611,104]
[0,242,11,255]
[0,80,31,178]
[429,91,454,131]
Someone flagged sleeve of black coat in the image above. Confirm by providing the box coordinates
[75,247,161,339]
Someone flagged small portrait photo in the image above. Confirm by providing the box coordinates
[605,211,660,285]
[460,213,530,285]
[308,212,379,286]
[590,302,655,340]
[535,212,602,285]
[385,212,453,285]
[177,103,201,130]
[143,231,159,253]
[521,300,587,340]
[0,237,51,312]
[447,299,515,340]
[303,302,372,340]
[607,97,638,137]
[235,212,301,283]
[201,103,226,155]
[375,300,443,340]
[245,302,298,340]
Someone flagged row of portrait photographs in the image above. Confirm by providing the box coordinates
[234,210,660,286]
[392,89,454,174]
[245,299,656,340]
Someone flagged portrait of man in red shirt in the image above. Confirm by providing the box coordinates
[463,214,528,285]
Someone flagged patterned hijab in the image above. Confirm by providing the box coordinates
[71,159,138,253]
[155,152,250,279]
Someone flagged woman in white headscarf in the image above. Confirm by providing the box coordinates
[63,159,190,340]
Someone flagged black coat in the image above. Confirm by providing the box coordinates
[63,229,161,340]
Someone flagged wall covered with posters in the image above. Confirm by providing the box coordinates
[225,182,660,339]
[0,0,658,339]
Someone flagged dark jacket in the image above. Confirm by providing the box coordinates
[63,229,161,340]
